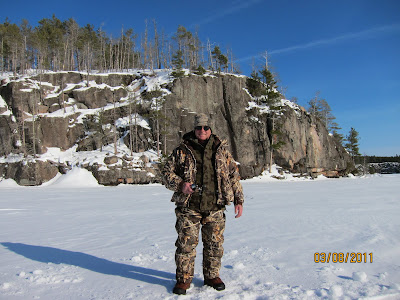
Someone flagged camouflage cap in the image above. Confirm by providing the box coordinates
[194,113,209,127]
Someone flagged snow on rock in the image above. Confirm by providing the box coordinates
[50,167,100,187]
[115,114,150,129]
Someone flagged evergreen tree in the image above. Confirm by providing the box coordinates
[259,66,280,106]
[246,71,266,98]
[250,70,261,81]
[76,24,99,73]
[172,25,200,70]
[171,49,185,78]
[33,15,65,70]
[257,65,285,172]
[194,64,206,75]
[0,16,241,76]
[0,19,24,74]
[345,127,361,160]
[211,46,222,73]
[331,121,344,145]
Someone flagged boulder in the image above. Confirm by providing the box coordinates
[90,165,158,185]
[104,156,119,165]
[0,160,59,185]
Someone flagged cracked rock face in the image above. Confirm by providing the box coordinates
[0,72,353,185]
[164,75,353,178]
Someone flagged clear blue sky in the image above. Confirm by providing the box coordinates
[2,0,400,156]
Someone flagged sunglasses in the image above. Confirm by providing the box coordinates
[195,126,211,131]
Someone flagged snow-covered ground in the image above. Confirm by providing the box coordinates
[1,171,399,299]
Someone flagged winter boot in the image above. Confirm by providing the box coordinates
[173,281,191,295]
[204,277,225,291]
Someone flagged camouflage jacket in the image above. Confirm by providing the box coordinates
[161,132,244,207]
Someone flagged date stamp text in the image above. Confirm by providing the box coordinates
[314,252,373,263]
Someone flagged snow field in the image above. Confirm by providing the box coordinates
[0,173,399,299]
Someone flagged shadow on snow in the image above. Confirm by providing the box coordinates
[1,242,175,289]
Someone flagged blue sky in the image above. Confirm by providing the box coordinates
[2,0,400,156]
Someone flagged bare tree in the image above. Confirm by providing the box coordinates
[126,87,139,155]
[112,90,118,155]
[18,105,27,157]
[153,19,161,69]
[207,39,214,70]
[308,91,322,118]
[142,20,149,69]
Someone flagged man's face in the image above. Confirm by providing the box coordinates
[194,126,211,142]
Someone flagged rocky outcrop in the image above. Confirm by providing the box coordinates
[0,115,15,157]
[0,160,60,186]
[164,75,266,178]
[0,71,354,185]
[369,162,400,174]
[72,87,127,109]
[90,166,157,185]
[164,75,353,178]
[275,107,350,177]
[39,114,85,150]
[29,72,139,89]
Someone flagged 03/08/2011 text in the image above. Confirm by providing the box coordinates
[314,252,373,263]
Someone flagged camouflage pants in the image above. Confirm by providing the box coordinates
[175,207,225,283]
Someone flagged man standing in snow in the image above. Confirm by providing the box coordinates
[162,113,244,295]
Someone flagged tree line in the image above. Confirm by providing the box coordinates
[1,15,363,160]
[354,155,400,164]
[0,15,239,76]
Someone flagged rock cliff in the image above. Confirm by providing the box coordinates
[0,70,353,185]
[163,75,352,178]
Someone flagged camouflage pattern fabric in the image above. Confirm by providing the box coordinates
[175,207,225,283]
[187,135,220,211]
[162,131,244,207]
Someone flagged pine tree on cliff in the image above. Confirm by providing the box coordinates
[259,64,285,172]
[171,50,185,78]
[211,46,221,73]
[246,71,266,99]
[331,121,344,145]
[259,66,281,106]
[345,127,361,160]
